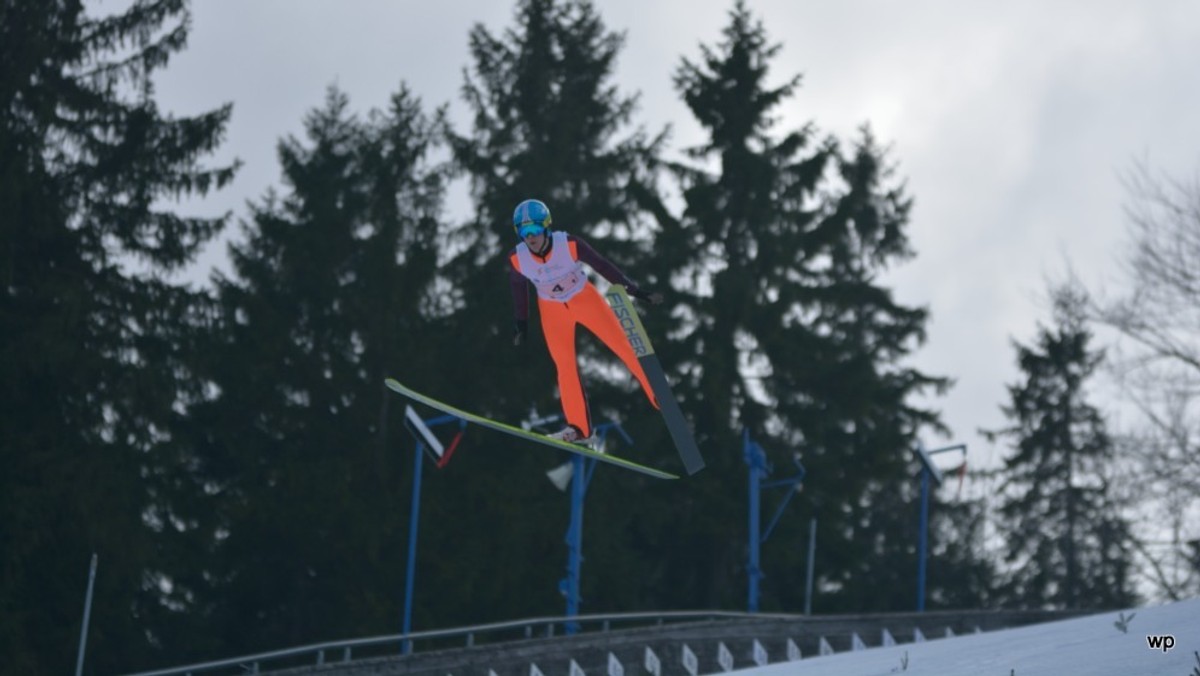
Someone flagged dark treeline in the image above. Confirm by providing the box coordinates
[1,1,1137,673]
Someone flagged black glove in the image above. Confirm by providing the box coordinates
[629,287,664,306]
[513,319,528,346]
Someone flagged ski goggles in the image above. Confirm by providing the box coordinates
[517,223,547,238]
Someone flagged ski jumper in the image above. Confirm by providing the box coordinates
[509,231,659,437]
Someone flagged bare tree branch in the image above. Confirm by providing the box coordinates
[1075,159,1200,600]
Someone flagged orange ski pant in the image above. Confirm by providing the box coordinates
[538,283,659,437]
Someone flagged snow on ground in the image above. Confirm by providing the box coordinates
[734,597,1200,676]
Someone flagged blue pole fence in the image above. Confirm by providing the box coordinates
[912,442,966,612]
[743,429,806,613]
[402,413,464,653]
[916,466,931,612]
[556,421,631,634]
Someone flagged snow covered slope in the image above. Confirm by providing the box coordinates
[733,597,1199,676]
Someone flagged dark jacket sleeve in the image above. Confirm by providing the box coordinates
[570,235,648,298]
[508,251,530,322]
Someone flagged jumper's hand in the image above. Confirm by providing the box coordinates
[629,287,664,306]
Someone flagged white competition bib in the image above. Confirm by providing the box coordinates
[516,231,587,302]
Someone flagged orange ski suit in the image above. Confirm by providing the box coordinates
[509,232,658,437]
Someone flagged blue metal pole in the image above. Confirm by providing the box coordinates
[558,421,624,634]
[744,430,806,614]
[805,518,816,615]
[912,442,964,613]
[745,430,763,613]
[398,412,462,652]
[402,440,425,653]
[564,453,586,634]
[916,466,930,612]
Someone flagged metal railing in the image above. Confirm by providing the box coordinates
[120,610,789,676]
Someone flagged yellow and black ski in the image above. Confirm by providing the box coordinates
[605,285,706,475]
[384,378,678,480]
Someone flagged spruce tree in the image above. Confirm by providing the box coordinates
[181,85,449,654]
[438,0,669,622]
[925,494,999,609]
[444,0,664,407]
[0,1,235,672]
[645,1,956,611]
[988,288,1136,610]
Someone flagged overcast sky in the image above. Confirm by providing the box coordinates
[142,1,1200,475]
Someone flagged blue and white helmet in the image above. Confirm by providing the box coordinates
[513,199,551,238]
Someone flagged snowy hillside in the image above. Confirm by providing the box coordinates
[732,597,1200,676]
